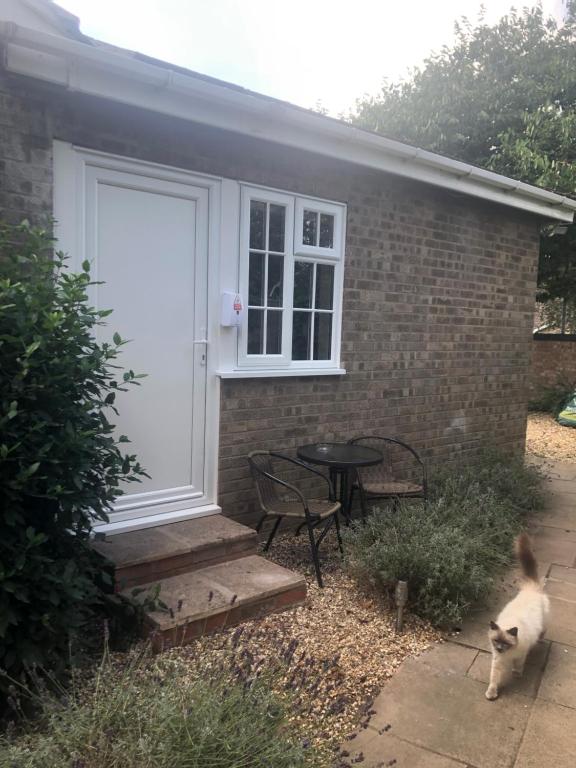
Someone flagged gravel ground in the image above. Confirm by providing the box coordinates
[526,412,576,462]
[167,531,440,760]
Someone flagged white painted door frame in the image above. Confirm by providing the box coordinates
[53,142,222,534]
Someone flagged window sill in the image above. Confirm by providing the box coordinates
[217,367,346,379]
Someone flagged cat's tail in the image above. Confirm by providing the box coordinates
[516,533,539,583]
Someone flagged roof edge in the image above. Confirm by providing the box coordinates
[1,21,574,223]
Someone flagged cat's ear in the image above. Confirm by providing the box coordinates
[507,627,518,637]
[489,621,499,631]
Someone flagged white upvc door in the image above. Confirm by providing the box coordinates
[54,144,220,530]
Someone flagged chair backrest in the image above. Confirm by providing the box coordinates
[349,436,423,484]
[248,451,280,511]
[247,451,304,513]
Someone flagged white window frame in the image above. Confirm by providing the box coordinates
[237,184,346,373]
[294,197,343,259]
[238,186,294,368]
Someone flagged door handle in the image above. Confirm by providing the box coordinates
[193,339,208,366]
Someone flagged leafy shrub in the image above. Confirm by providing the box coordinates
[0,645,322,768]
[528,377,576,416]
[344,450,545,625]
[0,221,145,687]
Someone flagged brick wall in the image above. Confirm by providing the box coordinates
[0,68,541,523]
[0,77,53,225]
[531,337,576,394]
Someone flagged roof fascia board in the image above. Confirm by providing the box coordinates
[1,22,574,223]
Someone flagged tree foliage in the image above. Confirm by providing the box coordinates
[352,3,576,327]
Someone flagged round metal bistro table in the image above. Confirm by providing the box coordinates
[296,442,383,523]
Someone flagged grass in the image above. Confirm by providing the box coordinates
[0,642,323,768]
[344,449,545,626]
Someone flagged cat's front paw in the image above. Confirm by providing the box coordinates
[485,687,498,701]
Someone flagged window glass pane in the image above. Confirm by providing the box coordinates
[314,313,332,360]
[267,254,284,308]
[247,309,264,354]
[249,252,265,306]
[268,204,285,253]
[292,311,311,360]
[249,200,266,250]
[293,261,313,308]
[266,310,282,354]
[319,213,334,248]
[315,264,334,310]
[302,209,318,247]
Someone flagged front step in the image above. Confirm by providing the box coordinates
[129,555,307,651]
[92,515,258,590]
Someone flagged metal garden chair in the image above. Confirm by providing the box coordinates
[348,436,427,520]
[247,451,343,588]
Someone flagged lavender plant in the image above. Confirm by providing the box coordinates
[0,640,327,768]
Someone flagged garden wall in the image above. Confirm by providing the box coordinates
[531,335,576,394]
[0,65,541,524]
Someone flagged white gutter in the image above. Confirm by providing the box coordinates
[1,21,575,223]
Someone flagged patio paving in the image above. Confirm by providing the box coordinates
[344,458,576,768]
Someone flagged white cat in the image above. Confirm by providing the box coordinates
[485,533,549,701]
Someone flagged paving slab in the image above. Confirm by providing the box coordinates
[368,663,533,768]
[128,555,307,650]
[92,515,259,588]
[514,699,576,768]
[537,642,576,709]
[543,490,576,511]
[534,524,576,543]
[530,530,576,568]
[534,513,576,535]
[539,460,576,481]
[408,642,478,677]
[549,488,574,504]
[542,488,576,506]
[93,515,256,566]
[546,596,576,647]
[545,578,576,602]
[449,620,492,652]
[467,642,549,699]
[548,564,576,585]
[344,728,466,767]
[140,555,306,629]
[544,622,576,648]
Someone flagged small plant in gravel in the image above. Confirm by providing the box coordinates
[172,623,348,763]
[0,638,325,768]
[344,449,545,625]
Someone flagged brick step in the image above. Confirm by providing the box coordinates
[92,515,258,590]
[128,554,307,651]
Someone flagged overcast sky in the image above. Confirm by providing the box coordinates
[55,0,566,116]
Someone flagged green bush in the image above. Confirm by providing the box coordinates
[0,647,321,768]
[0,221,146,687]
[344,450,545,625]
[528,378,575,416]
